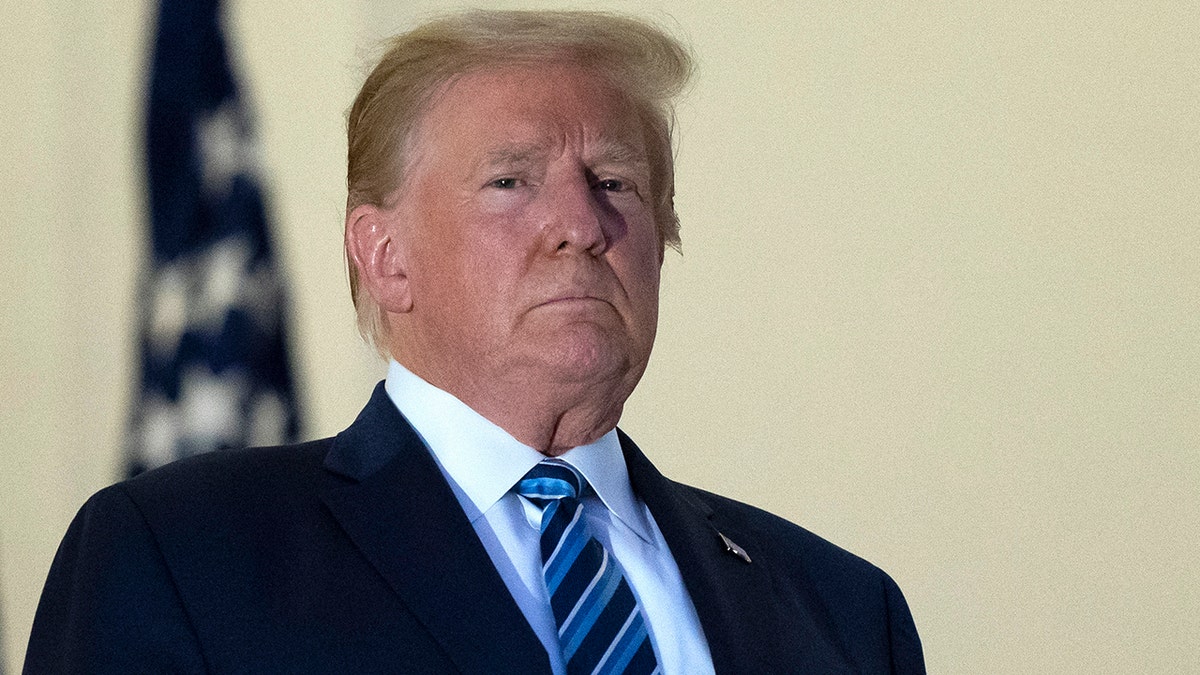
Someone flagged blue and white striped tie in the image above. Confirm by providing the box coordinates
[516,460,659,675]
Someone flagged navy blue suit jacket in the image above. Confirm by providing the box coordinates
[26,384,924,673]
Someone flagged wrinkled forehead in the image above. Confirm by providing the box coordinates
[478,135,648,172]
[404,61,649,169]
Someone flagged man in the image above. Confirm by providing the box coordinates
[27,10,924,673]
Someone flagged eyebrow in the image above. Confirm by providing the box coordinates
[588,137,649,169]
[482,144,546,168]
[480,138,648,171]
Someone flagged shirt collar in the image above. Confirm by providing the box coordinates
[384,360,653,543]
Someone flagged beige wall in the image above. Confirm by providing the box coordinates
[2,1,1197,671]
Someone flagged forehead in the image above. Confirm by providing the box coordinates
[410,62,647,162]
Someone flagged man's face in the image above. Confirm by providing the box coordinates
[386,63,662,404]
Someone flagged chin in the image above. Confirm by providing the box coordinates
[533,335,637,386]
[506,319,651,389]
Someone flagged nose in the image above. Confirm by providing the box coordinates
[539,174,621,257]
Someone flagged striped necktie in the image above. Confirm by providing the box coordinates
[515,460,659,675]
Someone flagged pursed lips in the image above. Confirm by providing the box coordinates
[536,294,610,307]
[532,290,617,313]
[530,270,622,314]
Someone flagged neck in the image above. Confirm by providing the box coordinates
[468,386,627,456]
[399,358,638,456]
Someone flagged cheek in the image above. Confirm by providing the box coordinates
[408,220,497,317]
[422,204,518,279]
[615,220,663,312]
[631,215,665,275]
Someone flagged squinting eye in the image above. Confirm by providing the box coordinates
[594,178,626,192]
[490,178,519,189]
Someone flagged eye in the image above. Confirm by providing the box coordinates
[593,178,627,192]
[489,177,520,189]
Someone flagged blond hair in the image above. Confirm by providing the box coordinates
[345,9,694,354]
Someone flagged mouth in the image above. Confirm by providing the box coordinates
[533,271,620,313]
[537,295,608,307]
[533,291,617,314]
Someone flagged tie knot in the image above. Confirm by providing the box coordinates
[515,459,585,507]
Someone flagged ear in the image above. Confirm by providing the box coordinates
[345,203,413,313]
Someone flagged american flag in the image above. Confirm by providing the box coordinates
[128,0,301,475]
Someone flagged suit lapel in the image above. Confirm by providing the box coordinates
[319,384,550,675]
[619,431,785,674]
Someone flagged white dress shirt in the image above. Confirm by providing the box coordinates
[384,360,715,675]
